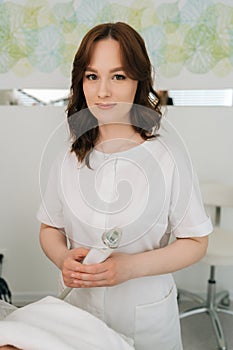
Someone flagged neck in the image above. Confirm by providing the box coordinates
[95,123,144,155]
[98,123,135,142]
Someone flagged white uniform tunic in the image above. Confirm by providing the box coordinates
[37,129,212,350]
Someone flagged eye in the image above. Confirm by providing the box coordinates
[113,74,126,80]
[85,73,98,81]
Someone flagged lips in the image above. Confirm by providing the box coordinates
[95,103,117,110]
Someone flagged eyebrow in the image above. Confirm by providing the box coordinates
[85,66,125,73]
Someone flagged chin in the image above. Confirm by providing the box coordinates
[89,103,132,125]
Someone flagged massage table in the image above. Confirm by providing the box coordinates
[0,296,134,350]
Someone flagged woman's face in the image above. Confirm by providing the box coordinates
[82,38,138,124]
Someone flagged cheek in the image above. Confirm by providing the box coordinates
[127,83,138,102]
[83,84,94,105]
[117,84,137,102]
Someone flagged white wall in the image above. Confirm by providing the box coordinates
[0,105,233,304]
[0,106,69,305]
[166,106,233,298]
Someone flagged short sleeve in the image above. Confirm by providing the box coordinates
[168,165,213,238]
[37,155,64,228]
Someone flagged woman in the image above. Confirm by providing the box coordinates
[38,22,212,349]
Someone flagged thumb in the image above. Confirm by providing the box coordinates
[71,247,90,260]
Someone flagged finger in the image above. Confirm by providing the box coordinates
[76,261,109,274]
[72,278,110,288]
[71,269,108,281]
[63,257,84,273]
[62,266,89,285]
[70,248,90,260]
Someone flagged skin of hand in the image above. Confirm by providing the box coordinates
[40,224,208,289]
[64,251,135,288]
[62,236,208,289]
[61,247,90,287]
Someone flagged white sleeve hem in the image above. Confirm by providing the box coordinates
[37,211,65,229]
[170,216,213,238]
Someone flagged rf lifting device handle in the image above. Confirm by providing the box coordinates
[58,227,122,300]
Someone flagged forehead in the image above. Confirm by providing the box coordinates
[88,38,123,68]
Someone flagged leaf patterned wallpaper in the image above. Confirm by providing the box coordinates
[0,0,233,85]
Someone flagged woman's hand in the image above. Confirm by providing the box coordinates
[61,247,90,288]
[65,252,136,288]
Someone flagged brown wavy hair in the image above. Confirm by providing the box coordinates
[67,22,162,165]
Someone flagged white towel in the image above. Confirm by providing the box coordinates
[0,296,134,350]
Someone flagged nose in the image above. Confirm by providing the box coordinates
[97,79,111,98]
